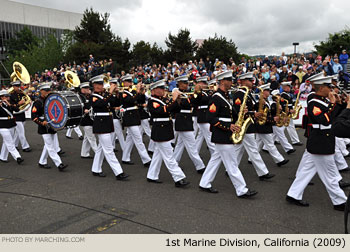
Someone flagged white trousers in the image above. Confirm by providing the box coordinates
[14,121,30,149]
[336,137,349,156]
[122,126,151,164]
[81,126,98,157]
[195,123,215,155]
[335,140,348,171]
[286,120,300,144]
[112,119,125,151]
[147,141,186,182]
[234,134,269,177]
[92,133,123,175]
[273,126,293,152]
[193,116,199,137]
[0,127,21,161]
[199,144,248,196]
[66,126,83,137]
[140,119,155,152]
[39,134,62,167]
[256,133,284,163]
[287,151,347,205]
[174,131,205,171]
[53,133,61,152]
[171,119,178,144]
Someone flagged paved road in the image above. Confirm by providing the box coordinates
[0,121,349,234]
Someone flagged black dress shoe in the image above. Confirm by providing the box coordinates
[277,159,289,167]
[247,160,252,164]
[22,147,32,152]
[259,173,275,181]
[79,136,84,140]
[147,178,162,183]
[175,179,189,188]
[65,136,73,139]
[0,159,8,163]
[92,172,106,177]
[122,161,134,165]
[148,151,153,156]
[197,168,205,174]
[339,180,350,189]
[38,163,51,169]
[274,141,280,145]
[143,161,151,168]
[199,186,218,193]
[287,149,296,155]
[116,173,129,180]
[333,203,346,211]
[340,167,350,173]
[113,148,118,152]
[58,163,68,171]
[238,189,258,198]
[81,156,93,159]
[171,143,175,148]
[292,142,303,146]
[286,195,309,206]
[57,150,65,155]
[262,149,269,153]
[16,158,24,164]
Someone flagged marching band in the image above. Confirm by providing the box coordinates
[1,61,350,212]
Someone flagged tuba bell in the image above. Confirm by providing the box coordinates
[64,70,80,89]
[8,62,32,113]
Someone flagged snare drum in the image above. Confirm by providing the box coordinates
[44,91,83,130]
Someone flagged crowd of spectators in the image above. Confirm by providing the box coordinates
[3,50,350,101]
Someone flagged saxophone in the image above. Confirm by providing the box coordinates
[257,87,268,125]
[283,100,290,127]
[291,91,302,119]
[275,96,286,127]
[230,86,254,144]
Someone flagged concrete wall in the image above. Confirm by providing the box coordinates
[0,0,82,30]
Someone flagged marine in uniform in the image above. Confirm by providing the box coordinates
[9,80,31,152]
[194,76,215,155]
[231,72,274,180]
[287,75,347,211]
[172,75,205,173]
[120,74,152,166]
[31,82,67,171]
[79,82,98,158]
[280,81,303,146]
[199,70,257,197]
[270,90,296,154]
[146,79,189,187]
[0,90,24,164]
[109,78,126,152]
[254,84,289,167]
[90,75,128,180]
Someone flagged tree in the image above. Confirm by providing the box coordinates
[131,41,165,66]
[3,34,63,78]
[6,27,39,56]
[196,34,240,64]
[165,28,197,63]
[74,8,114,44]
[314,28,350,57]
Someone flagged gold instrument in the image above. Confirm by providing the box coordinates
[8,62,32,113]
[257,87,268,125]
[275,96,287,127]
[291,91,302,119]
[230,86,254,144]
[64,70,80,89]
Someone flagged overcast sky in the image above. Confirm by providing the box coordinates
[13,0,350,56]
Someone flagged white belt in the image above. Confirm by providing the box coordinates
[312,124,331,130]
[0,117,12,120]
[153,118,171,122]
[94,112,112,116]
[198,105,208,109]
[218,117,232,122]
[180,109,192,113]
[124,106,138,111]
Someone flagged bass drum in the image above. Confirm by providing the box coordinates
[44,91,83,130]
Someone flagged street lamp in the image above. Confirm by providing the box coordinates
[292,42,299,54]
